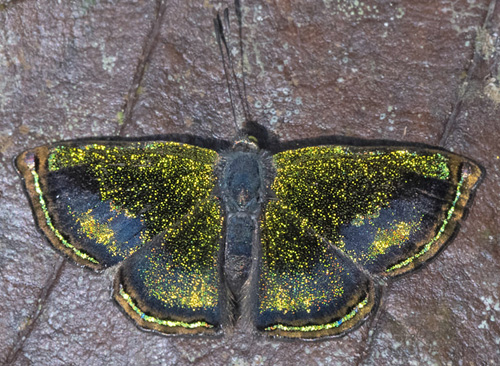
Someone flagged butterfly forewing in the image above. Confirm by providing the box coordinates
[15,141,219,270]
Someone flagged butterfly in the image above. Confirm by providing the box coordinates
[15,124,483,339]
[15,2,483,340]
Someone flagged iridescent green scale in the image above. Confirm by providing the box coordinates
[16,135,483,339]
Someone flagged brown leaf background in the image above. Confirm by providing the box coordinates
[1,0,499,365]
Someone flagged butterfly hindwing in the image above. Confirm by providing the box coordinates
[255,144,482,338]
[113,198,224,335]
[256,201,377,338]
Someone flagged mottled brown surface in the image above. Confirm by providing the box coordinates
[1,0,499,365]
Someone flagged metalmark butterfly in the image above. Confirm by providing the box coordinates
[15,2,483,339]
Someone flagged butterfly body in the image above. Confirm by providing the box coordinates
[220,142,267,302]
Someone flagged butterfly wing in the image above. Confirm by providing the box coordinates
[255,201,378,339]
[256,145,482,338]
[16,141,220,269]
[113,197,224,335]
[16,140,225,334]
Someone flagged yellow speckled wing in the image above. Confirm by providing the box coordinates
[256,145,482,338]
[113,198,224,335]
[256,202,377,339]
[15,141,220,271]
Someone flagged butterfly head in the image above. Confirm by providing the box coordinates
[232,136,260,152]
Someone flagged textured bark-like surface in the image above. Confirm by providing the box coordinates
[1,0,499,365]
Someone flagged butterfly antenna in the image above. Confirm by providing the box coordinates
[215,13,240,133]
[234,0,252,122]
[222,6,251,125]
